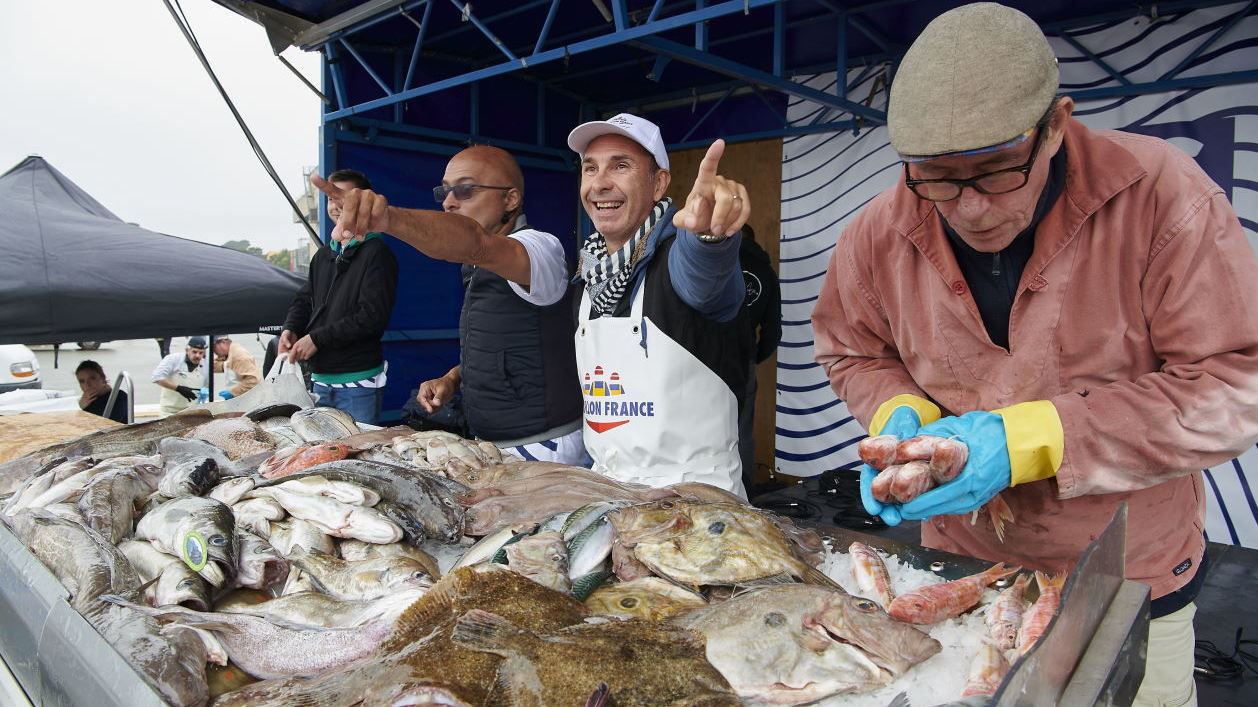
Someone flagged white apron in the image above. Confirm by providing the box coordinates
[575,270,746,499]
[159,361,204,415]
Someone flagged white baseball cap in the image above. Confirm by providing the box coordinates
[567,113,670,170]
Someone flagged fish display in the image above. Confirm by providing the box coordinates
[0,410,1073,706]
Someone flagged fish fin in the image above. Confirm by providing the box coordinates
[450,608,531,657]
[584,682,611,707]
[730,573,798,598]
[799,564,846,592]
[886,692,912,707]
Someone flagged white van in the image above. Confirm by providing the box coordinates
[0,345,41,392]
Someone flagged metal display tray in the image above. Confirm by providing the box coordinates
[1,505,1147,706]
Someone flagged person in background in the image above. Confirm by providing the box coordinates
[280,168,399,424]
[151,337,207,416]
[811,5,1258,704]
[310,146,585,464]
[76,360,128,424]
[211,335,260,400]
[737,223,781,492]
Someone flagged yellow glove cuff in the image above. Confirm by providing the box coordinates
[993,400,1064,486]
[869,394,941,435]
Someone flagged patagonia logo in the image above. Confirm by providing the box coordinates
[1172,558,1192,576]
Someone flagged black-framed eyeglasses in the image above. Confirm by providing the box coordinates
[903,120,1051,203]
[432,183,511,203]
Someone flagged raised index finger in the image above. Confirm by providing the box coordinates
[310,173,345,200]
[694,139,727,181]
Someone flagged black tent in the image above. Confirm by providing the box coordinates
[0,156,306,345]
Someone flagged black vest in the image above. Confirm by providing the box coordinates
[459,255,582,443]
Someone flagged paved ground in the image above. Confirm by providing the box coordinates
[30,335,272,407]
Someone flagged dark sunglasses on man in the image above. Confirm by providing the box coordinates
[432,183,511,203]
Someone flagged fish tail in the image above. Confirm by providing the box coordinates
[584,682,611,707]
[986,493,1016,543]
[799,564,845,591]
[450,608,530,656]
[1037,570,1066,592]
[984,562,1022,585]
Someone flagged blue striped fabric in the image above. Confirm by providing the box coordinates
[776,3,1258,547]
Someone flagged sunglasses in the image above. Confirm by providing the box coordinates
[432,183,511,203]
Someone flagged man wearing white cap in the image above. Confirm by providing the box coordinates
[811,3,1258,704]
[566,114,753,498]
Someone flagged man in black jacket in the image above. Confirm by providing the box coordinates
[310,148,585,464]
[280,168,398,424]
[737,224,782,490]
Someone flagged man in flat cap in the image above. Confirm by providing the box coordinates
[811,3,1258,703]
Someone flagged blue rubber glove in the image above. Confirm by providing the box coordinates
[197,387,209,404]
[857,405,924,526]
[898,411,1012,520]
[218,390,234,400]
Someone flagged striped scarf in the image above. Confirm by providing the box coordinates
[579,198,670,315]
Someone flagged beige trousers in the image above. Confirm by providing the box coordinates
[1132,602,1197,707]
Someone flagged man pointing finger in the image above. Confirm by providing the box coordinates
[568,113,754,498]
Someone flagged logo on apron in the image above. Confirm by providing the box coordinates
[582,365,655,433]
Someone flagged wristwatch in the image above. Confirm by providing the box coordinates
[695,231,731,243]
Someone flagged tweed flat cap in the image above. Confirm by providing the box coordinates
[888,3,1059,158]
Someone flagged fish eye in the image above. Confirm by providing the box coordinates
[178,579,196,589]
[764,612,786,627]
[208,535,227,547]
[551,555,564,562]
[620,597,639,608]
[467,474,478,482]
[707,521,725,535]
[659,501,674,509]
[854,600,879,613]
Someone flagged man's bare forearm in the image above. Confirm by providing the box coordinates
[386,207,531,285]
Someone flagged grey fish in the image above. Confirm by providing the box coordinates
[6,509,141,615]
[287,547,431,600]
[262,424,306,449]
[136,497,238,586]
[77,463,163,543]
[235,529,291,590]
[337,538,442,579]
[118,539,212,611]
[208,476,256,506]
[0,410,214,496]
[158,456,219,499]
[2,456,97,514]
[159,436,270,477]
[266,518,337,557]
[566,512,615,579]
[673,585,942,704]
[247,403,302,422]
[254,459,465,543]
[216,587,426,628]
[7,455,159,516]
[100,594,399,680]
[290,406,360,442]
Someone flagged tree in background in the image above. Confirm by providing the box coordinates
[267,250,293,270]
[222,239,264,257]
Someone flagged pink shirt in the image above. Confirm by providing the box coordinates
[813,119,1258,599]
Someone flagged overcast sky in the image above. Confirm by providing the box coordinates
[1,0,322,253]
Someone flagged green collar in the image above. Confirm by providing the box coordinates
[332,231,383,253]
